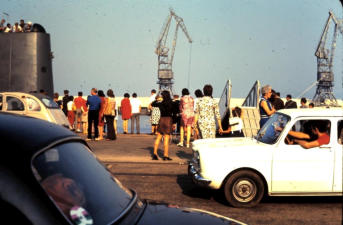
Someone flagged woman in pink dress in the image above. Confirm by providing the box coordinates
[177,88,194,148]
[120,93,132,134]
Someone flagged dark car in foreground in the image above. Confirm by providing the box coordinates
[0,112,245,225]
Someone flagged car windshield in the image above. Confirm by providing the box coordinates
[35,94,59,108]
[32,142,134,225]
[256,113,290,144]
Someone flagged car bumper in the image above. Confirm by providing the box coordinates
[188,162,211,187]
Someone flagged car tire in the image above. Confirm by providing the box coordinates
[224,170,264,208]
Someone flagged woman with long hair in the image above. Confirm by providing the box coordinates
[151,91,174,160]
[104,89,116,140]
[97,90,106,140]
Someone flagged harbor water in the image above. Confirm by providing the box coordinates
[115,115,152,134]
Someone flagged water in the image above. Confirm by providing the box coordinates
[115,115,152,134]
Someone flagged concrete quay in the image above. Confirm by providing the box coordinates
[80,133,193,164]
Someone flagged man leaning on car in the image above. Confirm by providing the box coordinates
[286,120,330,149]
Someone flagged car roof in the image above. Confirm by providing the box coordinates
[0,91,47,99]
[278,107,343,118]
[0,112,80,163]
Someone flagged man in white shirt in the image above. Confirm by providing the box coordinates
[130,93,142,134]
[148,89,157,134]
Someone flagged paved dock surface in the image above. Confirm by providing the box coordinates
[79,133,342,225]
[81,133,193,164]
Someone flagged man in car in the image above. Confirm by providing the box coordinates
[287,120,330,149]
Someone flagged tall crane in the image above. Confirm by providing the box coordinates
[155,8,192,95]
[312,11,343,106]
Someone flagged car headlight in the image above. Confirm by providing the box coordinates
[191,151,200,172]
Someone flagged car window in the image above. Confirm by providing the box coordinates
[285,119,331,145]
[256,113,290,144]
[32,142,135,225]
[6,96,24,111]
[35,94,59,108]
[338,120,343,145]
[26,97,41,111]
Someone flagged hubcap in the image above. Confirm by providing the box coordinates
[232,179,256,202]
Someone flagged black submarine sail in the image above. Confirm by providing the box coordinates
[0,24,54,97]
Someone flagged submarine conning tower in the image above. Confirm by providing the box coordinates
[0,24,54,97]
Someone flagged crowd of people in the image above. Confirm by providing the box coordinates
[0,18,33,33]
[54,88,117,141]
[259,84,330,149]
[53,84,324,160]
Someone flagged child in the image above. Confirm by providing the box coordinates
[220,107,244,137]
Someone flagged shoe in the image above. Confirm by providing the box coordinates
[186,144,190,148]
[76,129,81,133]
[152,154,158,160]
[86,138,91,141]
[95,137,103,141]
[177,142,183,147]
[163,156,172,161]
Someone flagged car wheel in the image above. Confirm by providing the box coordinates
[224,170,264,208]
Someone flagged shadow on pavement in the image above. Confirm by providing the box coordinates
[176,175,229,206]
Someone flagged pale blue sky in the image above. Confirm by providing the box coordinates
[2,0,343,99]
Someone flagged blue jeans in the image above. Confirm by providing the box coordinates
[131,113,140,134]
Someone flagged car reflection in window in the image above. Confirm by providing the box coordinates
[256,113,290,144]
[32,142,134,225]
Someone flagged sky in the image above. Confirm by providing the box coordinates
[2,0,343,99]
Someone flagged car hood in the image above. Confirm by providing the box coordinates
[192,137,264,151]
[137,202,246,225]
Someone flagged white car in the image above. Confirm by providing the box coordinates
[0,92,69,128]
[189,108,343,207]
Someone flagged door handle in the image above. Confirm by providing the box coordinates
[319,146,332,151]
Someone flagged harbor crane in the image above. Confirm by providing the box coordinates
[312,11,343,106]
[155,8,192,95]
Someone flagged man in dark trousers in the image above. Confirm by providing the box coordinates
[62,90,71,116]
[284,94,297,109]
[86,88,101,141]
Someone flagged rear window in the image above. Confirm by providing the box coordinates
[32,142,134,225]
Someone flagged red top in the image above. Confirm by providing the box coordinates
[121,98,132,120]
[317,133,330,146]
[73,96,87,112]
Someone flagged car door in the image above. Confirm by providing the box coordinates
[333,119,343,192]
[271,118,334,193]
